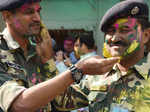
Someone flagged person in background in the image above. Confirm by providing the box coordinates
[69,35,82,64]
[71,32,97,112]
[63,37,74,56]
[63,37,79,64]
[55,36,81,73]
[77,32,97,61]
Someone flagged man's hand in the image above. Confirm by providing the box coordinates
[36,22,54,63]
[76,56,120,75]
[63,54,72,67]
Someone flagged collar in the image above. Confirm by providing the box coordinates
[107,65,144,82]
[2,28,37,61]
[2,28,20,50]
[80,51,97,60]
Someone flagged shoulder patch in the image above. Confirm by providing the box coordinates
[0,34,9,50]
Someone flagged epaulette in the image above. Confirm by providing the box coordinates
[0,33,9,50]
[0,33,3,39]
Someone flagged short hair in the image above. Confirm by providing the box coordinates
[137,18,150,31]
[79,32,95,49]
[64,37,74,44]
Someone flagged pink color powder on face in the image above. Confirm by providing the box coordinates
[115,23,119,29]
[20,3,41,13]
[127,18,136,29]
[13,18,21,28]
[20,4,29,13]
[35,4,41,12]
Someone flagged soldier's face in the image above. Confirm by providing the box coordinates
[9,2,41,37]
[104,18,143,57]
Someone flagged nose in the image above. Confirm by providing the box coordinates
[32,12,41,22]
[111,30,121,42]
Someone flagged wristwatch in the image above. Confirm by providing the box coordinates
[69,64,83,83]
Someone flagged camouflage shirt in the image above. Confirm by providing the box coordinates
[79,65,150,112]
[0,28,88,112]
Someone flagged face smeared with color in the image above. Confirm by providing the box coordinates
[103,18,142,58]
[10,2,41,38]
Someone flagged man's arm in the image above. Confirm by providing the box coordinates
[10,70,73,112]
[10,56,119,112]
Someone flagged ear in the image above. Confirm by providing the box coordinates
[2,11,13,23]
[143,28,150,44]
[143,28,150,52]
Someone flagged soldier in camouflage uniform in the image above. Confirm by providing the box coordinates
[77,0,150,112]
[0,0,119,112]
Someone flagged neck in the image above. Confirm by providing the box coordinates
[7,25,29,55]
[84,49,95,54]
[116,63,129,72]
[117,48,144,72]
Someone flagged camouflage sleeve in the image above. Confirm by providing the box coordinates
[42,59,59,78]
[132,81,150,112]
[0,57,28,111]
[42,59,89,111]
[52,84,89,111]
[0,80,26,111]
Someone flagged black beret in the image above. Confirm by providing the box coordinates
[100,0,150,32]
[0,0,41,11]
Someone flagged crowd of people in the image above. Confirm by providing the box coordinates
[0,0,150,112]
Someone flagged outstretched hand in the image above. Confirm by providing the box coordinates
[76,56,120,75]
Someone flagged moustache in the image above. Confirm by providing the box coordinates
[29,22,41,27]
[110,41,128,47]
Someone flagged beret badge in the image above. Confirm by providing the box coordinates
[131,6,139,15]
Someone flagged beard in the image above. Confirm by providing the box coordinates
[22,25,41,40]
[28,23,41,36]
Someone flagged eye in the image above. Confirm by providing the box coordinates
[106,28,116,35]
[37,8,41,14]
[120,28,131,33]
[24,9,34,14]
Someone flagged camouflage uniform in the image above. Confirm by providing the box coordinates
[0,28,88,112]
[79,65,150,112]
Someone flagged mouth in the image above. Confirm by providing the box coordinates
[30,23,41,29]
[110,41,128,47]
[32,25,40,29]
[28,23,41,36]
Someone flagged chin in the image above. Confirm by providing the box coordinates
[31,28,40,34]
[110,49,125,57]
[34,30,40,35]
[111,53,122,57]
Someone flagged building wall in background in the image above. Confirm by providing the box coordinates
[40,0,98,30]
